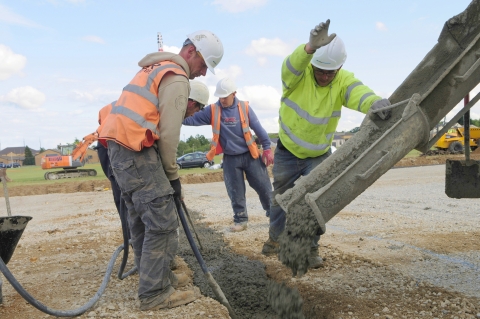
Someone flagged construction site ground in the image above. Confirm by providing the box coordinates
[0,153,479,319]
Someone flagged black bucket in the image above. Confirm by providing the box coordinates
[0,216,32,265]
[445,159,480,198]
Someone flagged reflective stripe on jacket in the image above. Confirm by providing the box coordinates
[279,44,382,159]
[206,101,260,161]
[99,61,187,151]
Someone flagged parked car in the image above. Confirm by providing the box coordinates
[6,163,21,168]
[176,152,214,169]
[0,163,6,168]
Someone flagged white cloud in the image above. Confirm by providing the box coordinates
[0,44,27,80]
[46,0,86,4]
[0,4,44,28]
[203,65,243,87]
[163,45,181,54]
[245,38,290,57]
[1,86,46,109]
[262,116,279,134]
[82,35,105,44]
[376,22,388,32]
[68,88,121,103]
[237,85,281,113]
[257,57,268,66]
[212,0,268,13]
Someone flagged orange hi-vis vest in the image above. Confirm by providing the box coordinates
[97,101,115,133]
[99,61,188,151]
[206,101,260,161]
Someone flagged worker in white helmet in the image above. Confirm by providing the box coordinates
[183,77,273,232]
[262,20,390,268]
[185,80,209,117]
[99,30,223,311]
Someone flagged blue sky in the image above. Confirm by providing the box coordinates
[0,0,477,150]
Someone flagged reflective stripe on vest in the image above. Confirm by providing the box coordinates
[99,61,187,151]
[279,81,344,157]
[206,101,259,161]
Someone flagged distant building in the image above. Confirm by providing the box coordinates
[332,131,356,148]
[0,146,39,165]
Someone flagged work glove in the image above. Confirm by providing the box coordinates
[370,98,392,120]
[309,19,337,51]
[261,149,274,167]
[170,178,182,200]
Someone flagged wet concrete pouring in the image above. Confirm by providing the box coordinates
[177,208,286,319]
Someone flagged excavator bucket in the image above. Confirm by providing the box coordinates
[445,159,480,198]
[0,216,32,265]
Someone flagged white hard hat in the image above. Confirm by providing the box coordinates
[311,36,347,70]
[187,30,224,75]
[214,77,236,98]
[189,80,209,105]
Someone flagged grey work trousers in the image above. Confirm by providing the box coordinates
[107,141,178,301]
[223,152,272,223]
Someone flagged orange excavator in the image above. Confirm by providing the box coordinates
[41,133,98,180]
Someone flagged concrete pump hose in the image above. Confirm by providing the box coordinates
[117,199,137,280]
[174,198,238,319]
[0,243,129,317]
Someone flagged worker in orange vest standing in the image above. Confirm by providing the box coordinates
[183,77,273,232]
[96,80,209,247]
[98,31,223,311]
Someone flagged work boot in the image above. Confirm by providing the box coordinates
[229,221,247,232]
[261,237,279,256]
[170,257,178,270]
[170,272,191,288]
[308,247,324,269]
[140,287,200,311]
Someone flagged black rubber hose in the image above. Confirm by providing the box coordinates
[174,198,237,319]
[117,199,136,279]
[0,243,129,317]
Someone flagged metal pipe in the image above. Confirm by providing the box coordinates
[174,198,237,319]
[181,200,204,251]
[464,94,471,161]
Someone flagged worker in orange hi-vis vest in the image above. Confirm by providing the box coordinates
[183,77,273,233]
[98,30,223,311]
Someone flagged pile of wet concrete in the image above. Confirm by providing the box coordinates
[177,209,305,319]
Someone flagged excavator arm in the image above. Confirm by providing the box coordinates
[72,132,98,162]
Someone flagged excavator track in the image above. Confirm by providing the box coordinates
[44,169,97,180]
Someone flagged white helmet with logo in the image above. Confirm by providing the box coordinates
[187,30,224,75]
[214,77,236,98]
[311,36,347,70]
[189,80,209,105]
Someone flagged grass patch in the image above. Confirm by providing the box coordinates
[3,154,224,187]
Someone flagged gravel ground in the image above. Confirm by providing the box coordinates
[0,164,479,318]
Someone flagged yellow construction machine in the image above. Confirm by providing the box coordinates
[433,126,480,152]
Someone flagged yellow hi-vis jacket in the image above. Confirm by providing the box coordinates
[279,44,382,159]
[206,101,260,161]
[99,61,187,151]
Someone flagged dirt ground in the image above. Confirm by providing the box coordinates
[1,153,480,319]
[2,153,479,198]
